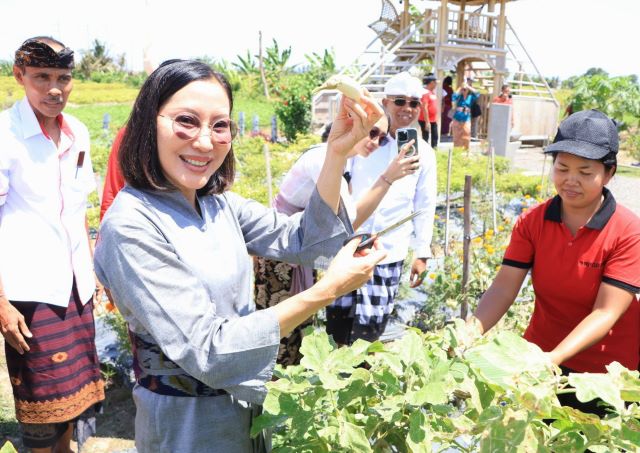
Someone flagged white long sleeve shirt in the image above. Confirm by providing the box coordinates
[349,135,437,264]
[277,143,357,221]
[0,98,96,307]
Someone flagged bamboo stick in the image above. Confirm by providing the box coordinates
[490,143,497,232]
[460,175,472,320]
[444,147,453,256]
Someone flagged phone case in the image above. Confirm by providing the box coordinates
[397,128,418,156]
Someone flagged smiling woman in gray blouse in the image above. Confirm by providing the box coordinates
[93,59,387,453]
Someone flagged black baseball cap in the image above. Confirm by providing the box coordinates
[544,109,618,161]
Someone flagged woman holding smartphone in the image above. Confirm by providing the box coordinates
[254,115,419,365]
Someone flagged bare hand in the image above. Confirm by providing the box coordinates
[409,257,428,288]
[321,237,387,298]
[383,141,420,182]
[327,92,384,157]
[0,297,32,354]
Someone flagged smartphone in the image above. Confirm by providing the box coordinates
[396,127,418,157]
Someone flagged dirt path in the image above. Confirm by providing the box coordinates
[0,336,136,453]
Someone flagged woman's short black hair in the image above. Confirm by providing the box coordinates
[119,59,235,196]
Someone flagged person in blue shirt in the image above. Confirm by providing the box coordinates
[451,82,479,150]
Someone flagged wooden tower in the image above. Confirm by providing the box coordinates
[312,0,559,142]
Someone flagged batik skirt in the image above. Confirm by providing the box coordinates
[253,257,317,366]
[6,283,105,447]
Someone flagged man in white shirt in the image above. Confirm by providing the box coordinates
[0,37,104,452]
[326,72,438,345]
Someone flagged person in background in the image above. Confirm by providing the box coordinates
[94,59,387,452]
[491,83,514,128]
[254,114,419,365]
[468,110,640,417]
[467,77,482,141]
[492,83,512,105]
[420,74,439,149]
[451,81,479,150]
[440,75,454,138]
[0,37,104,453]
[326,71,437,346]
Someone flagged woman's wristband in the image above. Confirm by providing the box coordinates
[380,174,393,186]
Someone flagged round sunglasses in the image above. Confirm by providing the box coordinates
[159,113,238,144]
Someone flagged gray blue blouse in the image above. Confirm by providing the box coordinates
[94,186,351,452]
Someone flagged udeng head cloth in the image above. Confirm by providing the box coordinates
[14,39,74,69]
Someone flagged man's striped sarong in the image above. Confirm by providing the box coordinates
[5,283,105,430]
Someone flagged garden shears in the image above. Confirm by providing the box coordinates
[345,210,425,252]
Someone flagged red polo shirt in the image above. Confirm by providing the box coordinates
[419,90,438,123]
[503,189,640,373]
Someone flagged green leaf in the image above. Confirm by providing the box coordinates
[465,331,554,390]
[0,442,18,453]
[568,372,624,412]
[406,411,432,453]
[407,381,449,406]
[396,329,428,367]
[478,408,529,453]
[339,421,373,452]
[300,329,334,372]
[605,361,640,403]
[250,412,289,437]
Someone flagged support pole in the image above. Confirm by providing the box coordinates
[460,175,472,320]
[490,143,497,232]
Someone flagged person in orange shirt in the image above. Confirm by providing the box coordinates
[491,84,514,127]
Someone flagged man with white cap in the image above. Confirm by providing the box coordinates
[326,72,438,345]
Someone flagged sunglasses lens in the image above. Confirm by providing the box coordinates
[369,127,380,140]
[378,134,389,146]
[392,98,420,108]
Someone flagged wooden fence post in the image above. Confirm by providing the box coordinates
[460,175,472,320]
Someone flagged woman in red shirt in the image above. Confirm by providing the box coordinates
[469,110,640,416]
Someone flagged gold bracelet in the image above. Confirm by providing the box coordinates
[380,174,393,186]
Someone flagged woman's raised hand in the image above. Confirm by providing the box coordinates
[326,92,384,158]
[382,140,420,183]
[317,237,387,300]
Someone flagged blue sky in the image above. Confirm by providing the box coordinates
[1,0,638,80]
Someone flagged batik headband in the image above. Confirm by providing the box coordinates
[14,39,74,69]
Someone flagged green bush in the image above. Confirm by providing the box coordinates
[273,73,324,142]
[232,134,320,205]
[435,148,539,197]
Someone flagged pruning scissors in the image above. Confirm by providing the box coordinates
[345,210,425,252]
